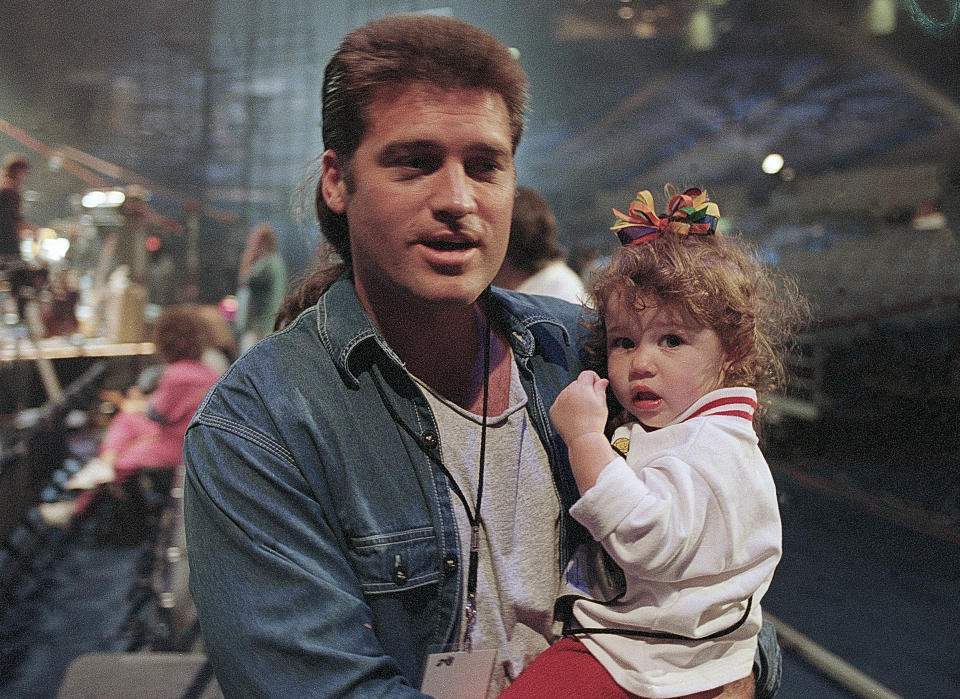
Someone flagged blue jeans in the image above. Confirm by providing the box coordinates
[754,619,783,697]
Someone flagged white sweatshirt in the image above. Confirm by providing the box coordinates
[568,387,782,698]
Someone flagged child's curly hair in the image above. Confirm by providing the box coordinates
[586,230,810,401]
[153,305,212,364]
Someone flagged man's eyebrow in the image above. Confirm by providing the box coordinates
[378,140,439,160]
[378,140,511,160]
[468,142,513,161]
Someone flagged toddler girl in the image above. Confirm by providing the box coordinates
[503,186,809,698]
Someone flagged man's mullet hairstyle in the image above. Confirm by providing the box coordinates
[274,13,531,329]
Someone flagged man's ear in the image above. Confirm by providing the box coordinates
[320,149,348,214]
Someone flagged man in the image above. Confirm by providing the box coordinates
[183,14,779,697]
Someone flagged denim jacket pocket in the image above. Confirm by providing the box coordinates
[348,526,443,595]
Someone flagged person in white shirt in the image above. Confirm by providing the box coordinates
[493,186,585,304]
[502,187,809,698]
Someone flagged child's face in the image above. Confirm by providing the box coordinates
[605,294,729,429]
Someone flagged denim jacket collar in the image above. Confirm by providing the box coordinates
[316,275,573,388]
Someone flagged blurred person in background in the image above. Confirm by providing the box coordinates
[1,153,31,261]
[233,221,287,353]
[493,185,585,304]
[38,304,223,529]
[194,302,237,373]
[103,187,152,286]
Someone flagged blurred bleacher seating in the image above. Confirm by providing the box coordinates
[0,364,219,697]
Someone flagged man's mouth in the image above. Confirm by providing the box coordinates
[423,239,476,251]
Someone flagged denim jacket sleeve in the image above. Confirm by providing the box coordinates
[183,402,433,698]
[182,292,461,697]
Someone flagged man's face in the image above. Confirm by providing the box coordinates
[605,295,729,429]
[321,83,515,320]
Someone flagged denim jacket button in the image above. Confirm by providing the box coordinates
[443,555,458,574]
[420,430,439,449]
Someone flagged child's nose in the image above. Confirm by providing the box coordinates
[630,346,655,376]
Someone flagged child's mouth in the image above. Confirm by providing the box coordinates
[633,391,662,411]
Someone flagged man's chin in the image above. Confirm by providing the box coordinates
[418,273,495,305]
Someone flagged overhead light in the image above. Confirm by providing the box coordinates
[618,6,635,20]
[762,153,785,175]
[866,0,897,35]
[81,189,126,208]
[40,234,71,262]
[687,8,715,51]
[633,21,657,38]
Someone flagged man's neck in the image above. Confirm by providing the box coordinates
[372,296,512,414]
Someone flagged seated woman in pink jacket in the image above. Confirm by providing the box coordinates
[40,305,223,527]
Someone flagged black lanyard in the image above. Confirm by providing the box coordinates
[462,288,491,650]
[369,289,492,650]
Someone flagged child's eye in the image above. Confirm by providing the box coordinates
[610,337,635,350]
[660,334,684,348]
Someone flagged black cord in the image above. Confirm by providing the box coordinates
[562,595,753,641]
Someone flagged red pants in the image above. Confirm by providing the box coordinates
[499,636,640,698]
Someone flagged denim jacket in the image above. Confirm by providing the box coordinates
[183,277,589,697]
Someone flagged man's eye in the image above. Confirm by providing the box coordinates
[396,154,440,172]
[466,158,501,179]
[660,334,684,348]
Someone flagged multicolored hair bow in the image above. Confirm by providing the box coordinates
[611,187,720,246]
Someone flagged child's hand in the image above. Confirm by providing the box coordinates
[551,371,617,494]
[550,370,610,443]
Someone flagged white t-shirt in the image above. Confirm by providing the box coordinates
[516,260,586,305]
[414,357,562,696]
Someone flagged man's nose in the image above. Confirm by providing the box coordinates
[431,162,476,219]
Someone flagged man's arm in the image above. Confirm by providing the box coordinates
[183,421,429,697]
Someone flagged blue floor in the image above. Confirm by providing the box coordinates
[765,420,960,698]
[0,512,144,699]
